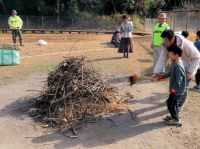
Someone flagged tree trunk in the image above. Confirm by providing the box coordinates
[0,0,7,13]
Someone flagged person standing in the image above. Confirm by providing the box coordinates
[8,10,24,46]
[128,17,134,53]
[153,30,200,110]
[163,45,186,126]
[120,15,133,58]
[151,13,170,69]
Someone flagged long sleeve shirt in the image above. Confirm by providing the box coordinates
[154,34,200,76]
[165,61,186,95]
[8,16,23,30]
[194,40,200,52]
[120,22,133,38]
[151,23,170,45]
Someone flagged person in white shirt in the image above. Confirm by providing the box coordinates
[153,30,200,110]
[120,15,133,58]
[128,17,134,53]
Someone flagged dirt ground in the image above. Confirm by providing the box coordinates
[0,33,200,149]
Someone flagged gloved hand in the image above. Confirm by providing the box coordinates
[169,89,176,94]
[151,74,165,81]
[157,74,166,81]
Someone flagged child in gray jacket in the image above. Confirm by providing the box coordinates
[163,44,186,126]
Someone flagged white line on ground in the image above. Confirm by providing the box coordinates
[20,48,114,59]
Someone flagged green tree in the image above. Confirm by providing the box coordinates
[147,0,165,17]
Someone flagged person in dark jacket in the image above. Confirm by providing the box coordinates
[152,30,200,111]
[111,31,121,48]
[194,31,200,89]
[163,44,186,126]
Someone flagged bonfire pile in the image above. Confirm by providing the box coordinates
[30,57,122,131]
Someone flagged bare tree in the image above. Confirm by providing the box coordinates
[0,0,7,13]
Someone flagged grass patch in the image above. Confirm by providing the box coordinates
[0,62,59,86]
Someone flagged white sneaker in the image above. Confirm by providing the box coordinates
[164,119,182,126]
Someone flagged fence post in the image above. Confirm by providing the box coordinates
[173,11,176,31]
[186,11,189,31]
[71,16,74,26]
[26,15,29,29]
[42,16,44,29]
[169,12,172,29]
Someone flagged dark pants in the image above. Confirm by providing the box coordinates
[12,29,23,45]
[167,94,182,120]
[179,79,191,107]
[111,41,120,48]
[195,69,200,85]
[121,38,131,58]
[118,38,133,53]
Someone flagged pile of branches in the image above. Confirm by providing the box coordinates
[30,57,123,131]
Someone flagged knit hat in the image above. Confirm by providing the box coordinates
[158,13,167,19]
[12,10,17,14]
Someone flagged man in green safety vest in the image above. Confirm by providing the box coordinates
[151,13,170,70]
[8,10,24,46]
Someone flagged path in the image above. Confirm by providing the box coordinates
[0,72,192,149]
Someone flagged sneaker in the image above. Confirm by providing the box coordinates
[194,85,200,89]
[164,119,182,126]
[163,115,173,121]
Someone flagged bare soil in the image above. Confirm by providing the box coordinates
[0,34,200,149]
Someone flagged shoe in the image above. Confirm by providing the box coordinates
[164,119,182,126]
[20,44,24,46]
[163,115,172,121]
[164,119,182,127]
[194,85,200,89]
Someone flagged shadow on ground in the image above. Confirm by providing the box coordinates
[100,42,115,48]
[0,96,33,119]
[0,90,168,149]
[89,56,123,63]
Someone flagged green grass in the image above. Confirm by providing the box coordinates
[0,62,59,86]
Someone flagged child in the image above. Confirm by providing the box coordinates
[120,15,133,58]
[194,31,200,89]
[181,31,189,39]
[163,44,186,126]
[111,31,121,48]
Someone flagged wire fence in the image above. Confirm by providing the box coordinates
[0,15,119,31]
[145,9,200,33]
